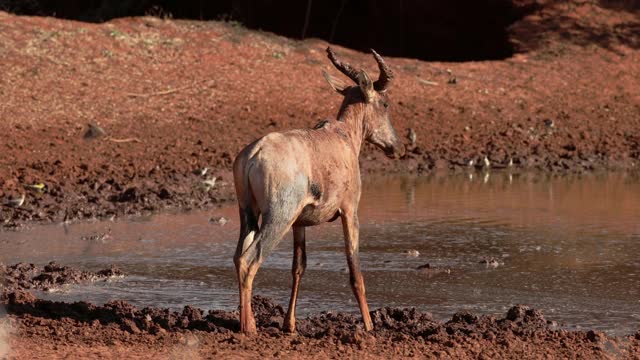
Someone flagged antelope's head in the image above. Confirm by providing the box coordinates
[324,47,405,159]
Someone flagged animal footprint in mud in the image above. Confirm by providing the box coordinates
[479,258,503,268]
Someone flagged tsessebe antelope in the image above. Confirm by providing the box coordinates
[233,47,404,334]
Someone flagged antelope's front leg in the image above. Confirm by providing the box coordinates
[284,225,307,333]
[340,211,373,331]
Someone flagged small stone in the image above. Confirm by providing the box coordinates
[405,249,420,257]
[201,177,217,190]
[406,128,417,146]
[479,258,501,268]
[83,123,106,139]
[193,167,209,176]
[209,216,229,225]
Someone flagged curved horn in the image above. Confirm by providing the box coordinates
[371,49,394,92]
[326,47,360,84]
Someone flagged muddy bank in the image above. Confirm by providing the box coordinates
[1,0,639,230]
[3,291,638,358]
[2,260,635,357]
[0,262,123,292]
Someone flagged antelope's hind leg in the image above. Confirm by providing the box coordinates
[284,225,307,333]
[234,206,260,333]
[234,207,303,334]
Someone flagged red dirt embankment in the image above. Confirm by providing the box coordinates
[0,1,639,229]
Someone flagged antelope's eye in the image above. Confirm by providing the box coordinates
[383,102,389,108]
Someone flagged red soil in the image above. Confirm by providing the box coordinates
[0,1,639,229]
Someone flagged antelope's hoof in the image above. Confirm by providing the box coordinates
[283,322,296,334]
[240,320,258,334]
[241,326,257,335]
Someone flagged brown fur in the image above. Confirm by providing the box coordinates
[232,48,404,334]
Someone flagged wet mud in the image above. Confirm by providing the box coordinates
[0,262,123,292]
[3,290,638,358]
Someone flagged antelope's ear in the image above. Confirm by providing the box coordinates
[357,70,375,103]
[322,70,348,95]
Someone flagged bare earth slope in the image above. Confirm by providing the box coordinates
[0,1,639,229]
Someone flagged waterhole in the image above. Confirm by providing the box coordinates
[1,171,638,335]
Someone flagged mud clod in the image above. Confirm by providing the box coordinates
[251,295,284,329]
[451,311,479,325]
[1,289,637,358]
[1,262,124,292]
[506,305,545,324]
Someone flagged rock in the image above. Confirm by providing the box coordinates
[209,216,229,225]
[543,119,554,128]
[405,249,420,257]
[406,128,417,146]
[479,258,501,268]
[83,123,106,139]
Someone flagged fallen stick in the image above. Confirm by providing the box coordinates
[418,78,438,86]
[106,136,141,143]
[125,80,213,98]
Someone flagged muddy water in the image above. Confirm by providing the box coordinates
[1,172,639,335]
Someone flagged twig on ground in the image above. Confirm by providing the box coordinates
[418,78,439,86]
[125,80,213,98]
[105,136,141,143]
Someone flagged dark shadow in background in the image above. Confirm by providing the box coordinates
[510,1,640,53]
[0,0,540,62]
[1,1,639,60]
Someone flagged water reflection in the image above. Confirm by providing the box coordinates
[0,171,639,335]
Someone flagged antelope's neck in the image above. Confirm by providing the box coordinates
[337,103,367,155]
